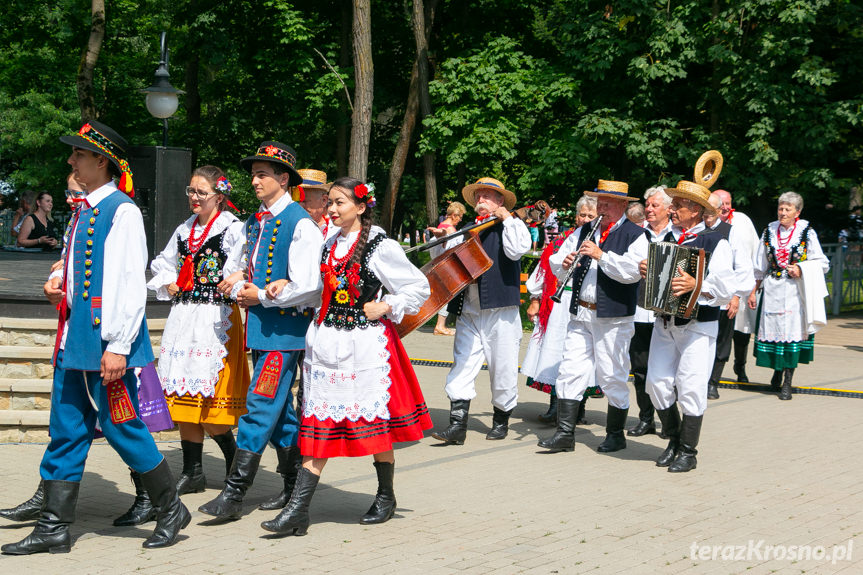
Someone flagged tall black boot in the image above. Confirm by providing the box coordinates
[360,461,396,525]
[176,440,206,495]
[258,445,302,511]
[431,400,470,445]
[113,470,157,526]
[597,405,628,453]
[1,480,78,555]
[576,398,588,425]
[486,407,512,440]
[628,375,656,436]
[770,370,782,391]
[537,391,557,425]
[707,360,724,399]
[140,459,191,549]
[198,449,261,520]
[654,404,681,467]
[668,415,702,473]
[0,480,44,521]
[779,368,794,401]
[260,467,319,536]
[211,430,237,478]
[732,331,750,382]
[537,398,579,452]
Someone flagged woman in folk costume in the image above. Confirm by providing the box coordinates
[522,194,603,425]
[147,165,250,493]
[747,192,829,400]
[260,177,432,536]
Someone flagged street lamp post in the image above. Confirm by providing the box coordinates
[140,31,184,146]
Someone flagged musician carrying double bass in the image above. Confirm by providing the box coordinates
[538,180,648,454]
[640,179,737,473]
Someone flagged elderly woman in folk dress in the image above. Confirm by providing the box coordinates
[747,192,829,400]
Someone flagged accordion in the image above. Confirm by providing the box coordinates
[639,242,711,319]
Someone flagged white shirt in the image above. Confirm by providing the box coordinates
[634,221,672,323]
[233,192,324,309]
[709,219,756,302]
[147,212,246,300]
[667,221,736,308]
[549,215,648,306]
[50,181,149,355]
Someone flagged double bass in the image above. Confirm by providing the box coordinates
[396,201,549,338]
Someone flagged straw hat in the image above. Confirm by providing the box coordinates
[297,169,330,192]
[584,179,639,202]
[666,150,724,216]
[462,177,517,211]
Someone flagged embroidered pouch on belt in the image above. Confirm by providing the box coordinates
[107,379,137,424]
[253,352,282,398]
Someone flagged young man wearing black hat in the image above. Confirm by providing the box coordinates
[199,142,323,520]
[1,122,190,555]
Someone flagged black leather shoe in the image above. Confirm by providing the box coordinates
[707,383,720,400]
[0,480,44,522]
[597,406,628,453]
[259,446,302,511]
[627,419,656,437]
[359,462,396,525]
[734,365,749,383]
[113,471,157,526]
[431,400,470,445]
[668,415,702,473]
[485,407,512,440]
[537,399,579,452]
[261,468,319,536]
[176,440,206,495]
[1,480,78,555]
[140,459,191,548]
[778,368,794,401]
[199,450,261,520]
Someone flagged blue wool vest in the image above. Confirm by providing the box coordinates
[245,202,313,351]
[570,219,647,318]
[60,192,154,371]
[663,227,724,324]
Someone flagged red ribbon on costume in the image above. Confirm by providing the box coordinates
[726,208,735,223]
[474,213,494,225]
[176,255,195,292]
[677,229,697,245]
[598,222,614,246]
[255,211,271,222]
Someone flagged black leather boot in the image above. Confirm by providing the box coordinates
[176,440,206,495]
[261,467,319,536]
[779,368,794,401]
[732,331,750,382]
[655,404,681,467]
[576,398,588,424]
[431,400,470,445]
[140,458,191,548]
[0,480,44,522]
[1,480,78,555]
[113,470,157,526]
[359,461,396,525]
[258,445,301,511]
[770,370,782,391]
[198,449,261,520]
[707,360,723,399]
[627,418,656,437]
[537,398,579,452]
[597,405,628,453]
[485,407,512,440]
[211,430,237,477]
[668,415,702,473]
[537,392,557,425]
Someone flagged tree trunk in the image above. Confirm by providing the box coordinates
[336,0,351,178]
[77,0,106,122]
[348,0,373,181]
[412,0,438,226]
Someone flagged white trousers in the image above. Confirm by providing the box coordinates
[445,298,522,412]
[555,311,634,409]
[646,318,717,416]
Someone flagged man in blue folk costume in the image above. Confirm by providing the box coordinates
[1,121,190,555]
[199,141,323,520]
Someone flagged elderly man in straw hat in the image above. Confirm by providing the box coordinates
[537,180,648,455]
[432,177,531,444]
[295,168,334,239]
[641,175,736,473]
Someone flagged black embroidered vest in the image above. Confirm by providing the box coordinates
[318,234,386,330]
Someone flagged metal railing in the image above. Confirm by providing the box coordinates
[824,242,863,315]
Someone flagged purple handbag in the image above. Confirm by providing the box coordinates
[136,363,174,433]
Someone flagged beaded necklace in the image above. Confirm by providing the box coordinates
[327,232,361,274]
[176,212,220,292]
[188,211,221,254]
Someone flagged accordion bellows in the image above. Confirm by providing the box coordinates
[639,242,711,319]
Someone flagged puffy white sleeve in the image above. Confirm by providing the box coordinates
[804,227,830,274]
[753,229,768,282]
[728,225,756,298]
[368,238,430,324]
[698,239,736,307]
[222,219,247,277]
[147,224,183,301]
[259,218,324,308]
[502,217,531,260]
[525,263,544,297]
[549,229,582,279]
[102,203,149,356]
[598,233,648,284]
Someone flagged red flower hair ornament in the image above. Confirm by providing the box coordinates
[354,182,376,207]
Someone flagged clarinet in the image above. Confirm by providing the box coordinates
[550,215,603,303]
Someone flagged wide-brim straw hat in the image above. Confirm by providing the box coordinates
[666,180,718,215]
[584,179,639,202]
[462,177,517,211]
[297,169,330,193]
[240,141,302,186]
